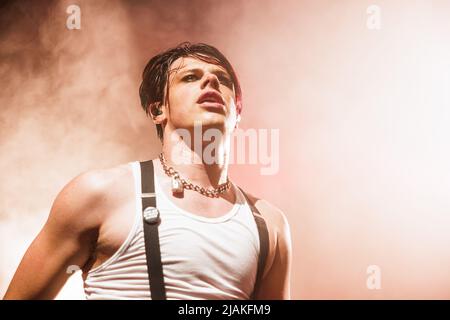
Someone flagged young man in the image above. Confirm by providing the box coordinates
[3,43,292,300]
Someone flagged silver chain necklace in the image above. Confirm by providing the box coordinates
[158,152,231,198]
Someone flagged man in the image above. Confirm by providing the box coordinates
[3,43,292,300]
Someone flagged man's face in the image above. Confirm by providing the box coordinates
[162,56,239,138]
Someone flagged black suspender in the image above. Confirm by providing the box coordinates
[140,160,166,300]
[237,186,270,300]
[140,160,269,300]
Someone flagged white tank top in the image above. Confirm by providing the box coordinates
[83,161,260,300]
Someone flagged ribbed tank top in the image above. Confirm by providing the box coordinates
[83,161,260,300]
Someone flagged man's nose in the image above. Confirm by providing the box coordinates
[200,73,220,91]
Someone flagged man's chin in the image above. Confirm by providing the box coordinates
[197,111,227,123]
[195,119,227,131]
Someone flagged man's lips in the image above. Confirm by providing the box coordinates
[198,101,225,110]
[197,90,225,107]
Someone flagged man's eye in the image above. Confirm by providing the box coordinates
[219,76,233,87]
[183,74,197,82]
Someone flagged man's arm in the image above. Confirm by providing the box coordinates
[255,203,293,300]
[2,171,104,300]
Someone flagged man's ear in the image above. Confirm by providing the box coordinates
[149,103,166,124]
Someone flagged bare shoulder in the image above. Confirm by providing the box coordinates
[49,162,134,232]
[241,191,290,233]
[240,190,292,279]
[70,162,132,193]
[241,190,293,298]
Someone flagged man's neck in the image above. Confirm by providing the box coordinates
[161,136,230,190]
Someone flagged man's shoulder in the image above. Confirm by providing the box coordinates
[239,189,291,280]
[66,162,133,201]
[239,189,289,233]
[51,162,134,225]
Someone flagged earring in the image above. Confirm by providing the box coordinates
[152,108,162,118]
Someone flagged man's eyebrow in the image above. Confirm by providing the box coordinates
[177,67,231,78]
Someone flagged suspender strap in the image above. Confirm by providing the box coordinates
[140,160,167,300]
[238,187,270,300]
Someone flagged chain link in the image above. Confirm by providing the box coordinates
[159,152,231,198]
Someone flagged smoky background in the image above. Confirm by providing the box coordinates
[1,0,450,299]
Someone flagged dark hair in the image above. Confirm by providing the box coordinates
[139,42,243,141]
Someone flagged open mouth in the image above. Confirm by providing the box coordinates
[197,90,225,109]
